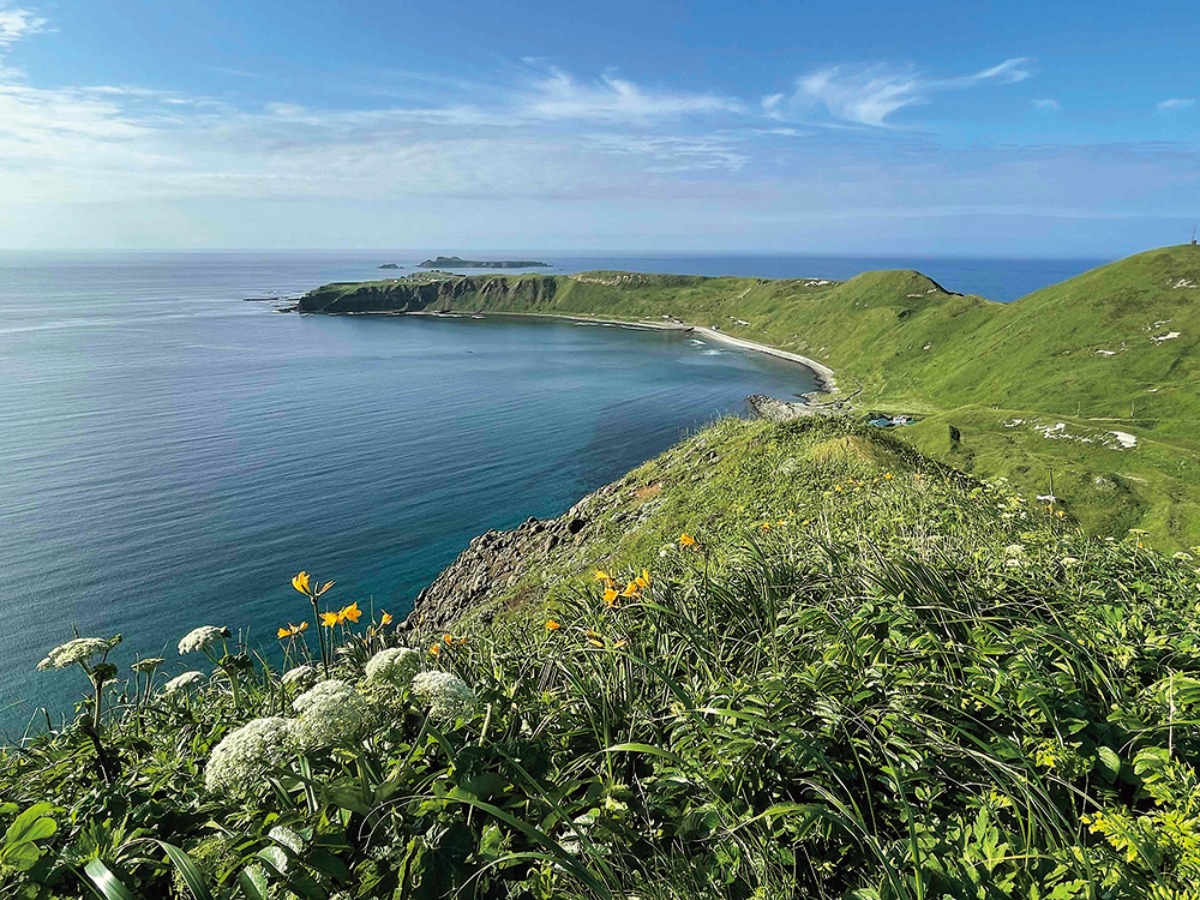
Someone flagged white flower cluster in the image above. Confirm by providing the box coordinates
[281,664,318,690]
[37,636,120,671]
[291,679,368,750]
[412,671,475,722]
[204,716,294,795]
[178,625,230,655]
[164,671,206,694]
[364,647,421,689]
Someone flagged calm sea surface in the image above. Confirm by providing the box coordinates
[0,251,1105,734]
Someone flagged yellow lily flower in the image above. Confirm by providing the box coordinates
[679,533,696,547]
[428,643,441,657]
[635,569,651,589]
[292,571,310,594]
[320,611,340,627]
[546,619,561,631]
[380,611,394,626]
[621,580,640,598]
[338,602,362,624]
[277,622,308,639]
[602,587,619,608]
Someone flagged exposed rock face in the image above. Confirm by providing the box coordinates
[746,394,816,422]
[299,275,559,314]
[402,481,617,632]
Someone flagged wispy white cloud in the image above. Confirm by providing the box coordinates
[516,67,742,122]
[0,5,46,46]
[1032,97,1060,111]
[1156,97,1195,112]
[773,57,1033,127]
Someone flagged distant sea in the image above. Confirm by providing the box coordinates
[0,250,1106,735]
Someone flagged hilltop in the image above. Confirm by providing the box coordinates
[298,244,1200,547]
[7,417,1200,897]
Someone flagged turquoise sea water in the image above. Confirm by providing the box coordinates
[0,251,1105,735]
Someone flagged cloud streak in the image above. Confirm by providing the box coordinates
[773,57,1032,127]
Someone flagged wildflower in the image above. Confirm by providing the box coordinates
[428,643,441,657]
[364,647,421,689]
[679,533,696,547]
[613,638,629,650]
[164,671,206,694]
[277,622,308,639]
[593,569,614,585]
[546,619,561,631]
[635,569,651,589]
[586,629,605,648]
[321,611,340,627]
[620,580,640,599]
[292,571,310,594]
[281,665,317,690]
[411,670,475,722]
[1003,544,1026,558]
[380,611,394,626]
[292,679,369,750]
[443,633,454,645]
[37,636,121,671]
[131,657,164,674]
[178,626,229,656]
[338,602,362,624]
[292,570,333,597]
[204,716,294,795]
[602,587,619,608]
[883,472,893,481]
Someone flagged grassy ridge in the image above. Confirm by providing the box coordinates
[302,245,1200,547]
[7,418,1200,897]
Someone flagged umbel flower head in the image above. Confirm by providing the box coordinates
[291,679,369,750]
[37,635,121,671]
[163,671,206,694]
[364,647,421,689]
[131,657,165,674]
[178,625,230,655]
[412,670,475,722]
[281,664,318,690]
[204,716,294,796]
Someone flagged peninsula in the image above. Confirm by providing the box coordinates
[418,255,550,269]
[299,244,1200,548]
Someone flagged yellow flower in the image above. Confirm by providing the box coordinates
[679,533,696,547]
[602,587,620,608]
[1056,510,1066,520]
[635,569,651,589]
[338,601,362,624]
[380,611,394,626]
[586,631,605,648]
[428,643,441,656]
[320,611,340,627]
[593,569,613,583]
[546,619,561,631]
[884,472,894,481]
[621,580,640,598]
[614,638,629,650]
[292,571,311,594]
[443,632,454,645]
[588,638,605,648]
[277,621,308,639]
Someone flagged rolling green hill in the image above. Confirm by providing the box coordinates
[300,244,1200,547]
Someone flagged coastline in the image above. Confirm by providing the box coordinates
[353,309,839,397]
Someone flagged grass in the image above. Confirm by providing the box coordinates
[6,418,1200,898]
[299,244,1200,548]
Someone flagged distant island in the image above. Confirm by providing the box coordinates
[418,256,549,269]
[377,263,402,269]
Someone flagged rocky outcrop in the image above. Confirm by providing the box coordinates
[746,394,817,422]
[402,478,622,632]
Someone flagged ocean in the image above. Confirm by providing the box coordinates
[0,250,1105,735]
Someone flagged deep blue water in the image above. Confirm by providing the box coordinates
[0,250,1107,735]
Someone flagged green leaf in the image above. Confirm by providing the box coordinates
[83,859,138,900]
[5,804,57,845]
[237,866,269,900]
[153,840,215,900]
[1096,746,1122,782]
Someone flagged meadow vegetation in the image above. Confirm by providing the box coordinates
[6,418,1200,898]
[302,244,1200,548]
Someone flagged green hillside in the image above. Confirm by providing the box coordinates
[301,244,1200,547]
[9,418,1200,898]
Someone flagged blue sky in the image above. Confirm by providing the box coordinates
[0,0,1196,254]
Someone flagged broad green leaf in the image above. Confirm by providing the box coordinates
[83,859,138,900]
